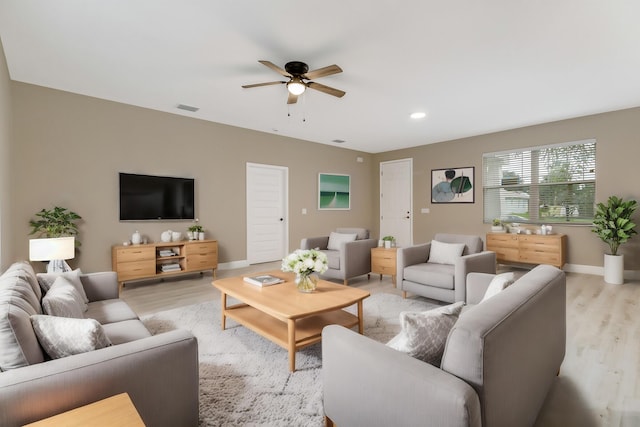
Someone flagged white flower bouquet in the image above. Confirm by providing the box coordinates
[281,248,328,276]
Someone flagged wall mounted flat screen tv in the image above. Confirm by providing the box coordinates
[119,173,195,220]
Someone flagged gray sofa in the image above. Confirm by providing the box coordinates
[300,227,378,285]
[323,264,566,427]
[397,233,497,302]
[0,261,199,427]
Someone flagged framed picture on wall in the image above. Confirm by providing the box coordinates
[431,167,475,203]
[318,173,351,210]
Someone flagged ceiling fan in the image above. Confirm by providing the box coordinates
[242,60,346,104]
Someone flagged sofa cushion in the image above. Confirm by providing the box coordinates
[102,319,152,345]
[37,269,89,304]
[403,263,455,289]
[321,250,341,270]
[327,232,357,250]
[0,275,42,315]
[31,315,112,359]
[335,227,369,240]
[481,272,515,303]
[0,303,45,370]
[387,301,464,366]
[42,277,86,318]
[428,240,466,265]
[85,299,139,324]
[3,261,42,301]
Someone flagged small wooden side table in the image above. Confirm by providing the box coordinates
[24,393,145,427]
[371,246,398,286]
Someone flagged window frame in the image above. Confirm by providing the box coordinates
[482,139,596,226]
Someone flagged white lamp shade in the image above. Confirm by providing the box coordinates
[29,237,75,261]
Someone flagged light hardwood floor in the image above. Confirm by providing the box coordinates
[120,264,640,427]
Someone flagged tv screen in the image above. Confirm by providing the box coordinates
[119,173,195,220]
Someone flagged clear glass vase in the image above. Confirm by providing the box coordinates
[295,273,318,293]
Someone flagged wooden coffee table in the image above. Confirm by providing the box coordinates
[213,271,370,371]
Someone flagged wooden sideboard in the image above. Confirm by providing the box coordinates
[486,233,567,268]
[112,239,218,287]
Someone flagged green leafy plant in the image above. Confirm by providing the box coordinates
[592,196,637,255]
[492,218,502,226]
[29,206,82,245]
[382,235,395,242]
[188,224,203,233]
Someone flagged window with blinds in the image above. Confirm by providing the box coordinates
[483,139,596,225]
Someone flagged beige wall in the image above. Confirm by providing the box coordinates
[8,77,640,274]
[10,82,375,272]
[373,108,640,271]
[0,39,12,270]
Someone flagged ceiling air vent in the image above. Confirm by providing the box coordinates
[177,104,200,112]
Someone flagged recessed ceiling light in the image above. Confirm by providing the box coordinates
[410,111,427,119]
[332,139,346,144]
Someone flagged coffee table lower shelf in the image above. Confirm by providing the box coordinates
[224,304,359,367]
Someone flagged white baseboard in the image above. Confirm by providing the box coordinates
[218,260,250,270]
[563,263,640,280]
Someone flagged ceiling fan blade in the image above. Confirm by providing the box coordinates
[303,64,343,80]
[287,92,299,104]
[258,60,292,77]
[242,81,286,89]
[307,81,346,98]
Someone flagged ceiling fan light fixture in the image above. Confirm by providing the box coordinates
[287,78,306,95]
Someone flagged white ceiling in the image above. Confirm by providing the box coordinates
[2,1,640,153]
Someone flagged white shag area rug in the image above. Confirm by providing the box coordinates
[141,292,441,427]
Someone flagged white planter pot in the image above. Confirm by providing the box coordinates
[604,253,624,285]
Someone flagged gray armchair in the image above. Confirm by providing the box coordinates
[397,233,496,302]
[300,227,378,285]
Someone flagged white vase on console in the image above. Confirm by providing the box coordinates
[131,230,142,245]
[161,230,172,243]
[172,231,182,242]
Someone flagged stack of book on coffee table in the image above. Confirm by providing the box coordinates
[243,274,284,287]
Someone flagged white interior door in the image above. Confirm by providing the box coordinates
[380,159,412,247]
[246,163,288,264]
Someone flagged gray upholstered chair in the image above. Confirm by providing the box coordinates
[397,233,496,302]
[300,227,378,285]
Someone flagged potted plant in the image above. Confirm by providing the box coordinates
[592,195,637,284]
[187,224,203,240]
[29,206,82,245]
[491,218,504,232]
[382,235,395,249]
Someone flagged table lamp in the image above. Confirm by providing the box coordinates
[29,236,75,273]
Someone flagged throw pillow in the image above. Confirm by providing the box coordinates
[327,232,358,251]
[37,269,89,307]
[41,277,85,318]
[427,240,466,265]
[387,301,465,366]
[480,272,515,303]
[31,315,111,359]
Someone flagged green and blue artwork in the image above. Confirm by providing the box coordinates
[431,167,474,203]
[319,173,351,210]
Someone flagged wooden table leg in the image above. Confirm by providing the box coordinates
[357,300,364,334]
[288,318,296,372]
[220,293,227,330]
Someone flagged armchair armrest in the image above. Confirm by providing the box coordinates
[300,236,329,250]
[453,251,497,302]
[80,271,119,302]
[341,238,378,277]
[466,272,497,304]
[396,243,431,283]
[322,325,481,427]
[0,329,198,427]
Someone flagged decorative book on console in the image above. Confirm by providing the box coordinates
[243,275,284,287]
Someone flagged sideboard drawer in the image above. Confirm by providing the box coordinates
[114,246,155,262]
